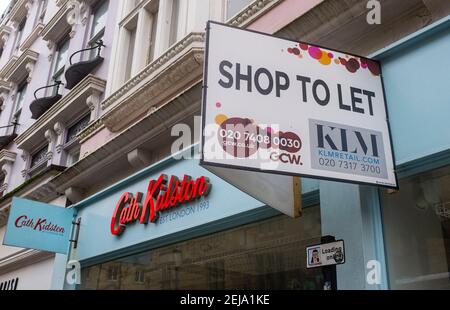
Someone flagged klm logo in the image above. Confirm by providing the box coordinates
[316,124,380,157]
[309,119,388,179]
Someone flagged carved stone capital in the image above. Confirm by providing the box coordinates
[54,121,65,136]
[44,128,57,144]
[86,91,100,111]
[25,62,35,83]
[1,33,9,44]
[25,0,34,17]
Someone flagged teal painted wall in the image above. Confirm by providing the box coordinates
[379,19,450,165]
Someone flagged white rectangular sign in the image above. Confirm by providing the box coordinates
[201,21,398,188]
[306,240,345,269]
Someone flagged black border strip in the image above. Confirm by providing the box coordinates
[200,20,399,190]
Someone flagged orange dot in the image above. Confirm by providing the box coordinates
[215,114,228,125]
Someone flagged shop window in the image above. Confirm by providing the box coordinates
[108,266,119,281]
[79,205,323,290]
[135,270,145,284]
[380,165,450,289]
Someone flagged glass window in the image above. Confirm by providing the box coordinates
[11,82,27,125]
[31,146,48,168]
[80,205,323,290]
[168,0,179,46]
[13,19,26,53]
[53,38,70,83]
[147,11,158,64]
[36,0,48,25]
[66,114,90,143]
[380,165,450,289]
[90,0,109,40]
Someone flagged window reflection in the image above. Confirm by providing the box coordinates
[80,205,322,290]
[381,165,450,289]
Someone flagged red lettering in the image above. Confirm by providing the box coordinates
[15,215,27,228]
[115,174,212,235]
[111,192,131,235]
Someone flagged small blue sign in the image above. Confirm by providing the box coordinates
[3,198,75,254]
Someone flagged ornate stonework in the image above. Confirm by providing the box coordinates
[100,32,205,132]
[228,0,283,27]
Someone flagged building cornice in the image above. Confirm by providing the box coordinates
[9,0,34,24]
[20,22,44,51]
[77,119,104,143]
[0,249,54,276]
[1,48,39,84]
[0,25,12,48]
[0,55,18,79]
[51,84,202,194]
[100,32,204,132]
[0,165,66,226]
[56,0,70,7]
[40,2,71,43]
[227,0,284,27]
[0,150,17,166]
[15,75,106,151]
[0,80,11,94]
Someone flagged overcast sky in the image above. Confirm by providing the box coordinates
[0,1,11,17]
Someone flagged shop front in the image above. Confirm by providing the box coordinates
[69,148,323,290]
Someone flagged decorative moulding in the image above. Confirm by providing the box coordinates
[56,0,70,7]
[0,80,11,94]
[1,49,39,84]
[0,56,18,79]
[227,0,283,27]
[100,32,205,132]
[15,75,106,151]
[20,22,45,51]
[0,25,12,48]
[41,3,72,44]
[0,150,17,166]
[9,0,34,23]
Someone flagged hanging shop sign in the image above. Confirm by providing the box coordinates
[201,21,398,189]
[306,240,345,269]
[3,198,75,254]
[110,174,212,236]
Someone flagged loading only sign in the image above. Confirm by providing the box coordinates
[306,240,345,269]
[201,21,398,189]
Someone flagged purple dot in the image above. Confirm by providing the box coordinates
[216,102,222,108]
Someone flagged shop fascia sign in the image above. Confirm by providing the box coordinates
[200,21,398,218]
[110,174,212,236]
